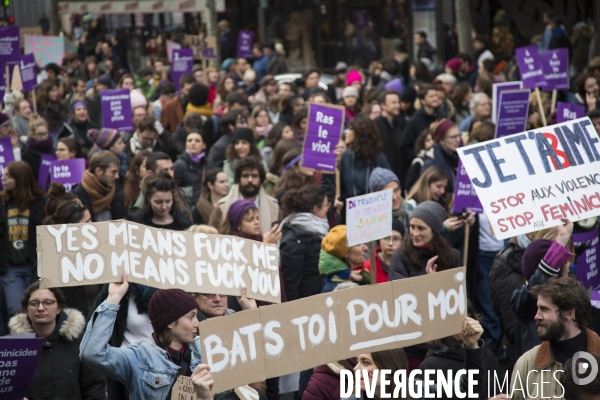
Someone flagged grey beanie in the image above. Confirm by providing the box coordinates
[369,168,400,193]
[411,201,446,234]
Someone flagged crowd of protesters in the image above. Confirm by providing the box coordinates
[1,8,600,400]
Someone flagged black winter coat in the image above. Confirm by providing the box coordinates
[72,183,126,223]
[374,115,406,182]
[9,309,106,400]
[21,146,56,182]
[399,108,439,187]
[206,132,233,169]
[125,209,193,231]
[174,152,206,206]
[0,195,46,274]
[279,223,323,301]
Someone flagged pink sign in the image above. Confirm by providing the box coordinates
[24,35,65,67]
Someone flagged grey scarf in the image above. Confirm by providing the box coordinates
[284,212,329,238]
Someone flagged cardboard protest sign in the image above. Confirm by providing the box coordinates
[492,81,523,124]
[515,45,546,89]
[345,189,393,246]
[0,137,15,190]
[0,26,20,99]
[199,267,467,393]
[0,335,44,399]
[452,160,483,214]
[166,40,181,63]
[541,48,569,91]
[457,117,600,240]
[38,154,57,190]
[237,30,254,59]
[19,54,38,92]
[557,102,585,123]
[37,220,281,303]
[301,103,344,173]
[100,89,134,131]
[187,35,217,60]
[49,158,85,192]
[18,26,42,47]
[235,385,260,400]
[495,89,530,138]
[171,48,195,91]
[573,229,600,291]
[171,376,195,400]
[24,35,65,68]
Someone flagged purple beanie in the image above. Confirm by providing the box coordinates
[384,78,403,96]
[227,199,258,231]
[87,128,120,150]
[521,239,552,281]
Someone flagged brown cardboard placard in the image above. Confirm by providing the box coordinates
[234,385,259,400]
[186,35,217,60]
[36,220,281,303]
[199,267,467,393]
[171,376,195,400]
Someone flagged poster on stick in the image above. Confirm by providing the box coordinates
[171,48,194,91]
[38,154,57,190]
[20,53,38,92]
[24,35,65,68]
[556,102,585,123]
[515,45,546,89]
[492,81,523,124]
[572,230,600,291]
[37,220,281,303]
[345,189,393,246]
[541,48,569,91]
[49,158,85,192]
[452,160,483,214]
[0,335,44,399]
[457,117,600,240]
[0,26,20,99]
[301,103,344,173]
[495,89,530,138]
[198,267,466,393]
[0,137,15,190]
[100,89,133,131]
[186,35,217,60]
[237,30,254,58]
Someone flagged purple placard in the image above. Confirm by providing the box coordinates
[572,229,600,291]
[452,159,483,214]
[100,89,133,131]
[492,81,523,123]
[353,10,369,30]
[556,102,585,123]
[302,104,344,173]
[592,291,600,309]
[49,158,86,192]
[171,48,194,91]
[515,45,547,89]
[37,153,57,190]
[0,26,21,99]
[202,48,216,59]
[541,48,569,91]
[20,53,38,92]
[0,136,15,190]
[495,89,530,138]
[237,30,254,59]
[0,335,44,399]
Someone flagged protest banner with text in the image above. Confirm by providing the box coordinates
[0,137,15,190]
[515,45,546,89]
[24,35,65,68]
[100,89,133,131]
[37,220,281,303]
[556,102,585,123]
[38,154,57,190]
[49,158,85,192]
[171,48,194,91]
[452,160,483,214]
[457,117,600,240]
[495,89,530,138]
[573,230,600,291]
[301,103,344,173]
[541,48,569,91]
[0,26,20,100]
[492,81,523,124]
[20,53,38,92]
[186,35,217,60]
[198,267,466,393]
[346,189,393,246]
[0,335,44,398]
[237,31,254,59]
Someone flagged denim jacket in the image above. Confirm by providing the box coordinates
[80,301,203,400]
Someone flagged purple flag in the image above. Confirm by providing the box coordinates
[171,48,194,91]
[556,102,585,123]
[301,104,344,173]
[20,53,38,92]
[541,48,569,90]
[0,335,44,399]
[0,136,15,190]
[495,89,530,138]
[515,45,546,89]
[100,89,133,131]
[492,81,523,123]
[452,160,483,214]
[49,158,86,192]
[0,26,21,100]
[237,30,254,59]
[573,229,600,291]
[38,154,57,190]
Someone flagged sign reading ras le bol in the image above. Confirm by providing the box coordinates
[458,117,600,240]
[37,220,281,303]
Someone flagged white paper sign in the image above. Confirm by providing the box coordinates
[457,117,600,240]
[345,189,393,246]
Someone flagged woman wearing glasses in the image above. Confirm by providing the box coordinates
[8,282,106,399]
[22,115,55,182]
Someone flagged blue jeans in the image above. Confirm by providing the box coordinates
[474,251,504,358]
[1,263,33,316]
[321,280,339,293]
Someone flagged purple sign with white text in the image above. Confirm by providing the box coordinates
[237,30,254,59]
[38,153,57,190]
[515,45,546,89]
[0,137,15,190]
[100,89,133,131]
[556,102,585,123]
[49,158,86,192]
[573,229,600,291]
[302,103,344,173]
[495,89,530,138]
[452,160,483,214]
[0,335,44,399]
[171,48,194,91]
[20,53,38,92]
[541,48,569,91]
[592,291,600,309]
[0,26,21,99]
[492,81,523,123]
